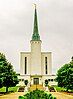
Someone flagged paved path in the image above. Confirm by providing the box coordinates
[0,92,25,99]
[0,92,73,99]
[48,92,73,99]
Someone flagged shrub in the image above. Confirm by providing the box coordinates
[18,96,24,99]
[18,86,25,92]
[49,86,55,92]
[54,97,57,99]
[19,89,57,99]
[45,79,48,86]
[24,80,28,86]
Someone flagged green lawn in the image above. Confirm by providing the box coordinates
[0,86,20,92]
[53,86,66,92]
[53,86,73,92]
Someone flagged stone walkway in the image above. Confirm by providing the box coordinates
[0,92,73,99]
[49,92,73,99]
[0,92,25,99]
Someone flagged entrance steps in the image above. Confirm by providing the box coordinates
[18,86,25,92]
[29,84,44,91]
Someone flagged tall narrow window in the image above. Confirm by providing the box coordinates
[45,57,48,74]
[25,57,27,74]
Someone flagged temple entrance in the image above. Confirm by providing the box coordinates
[34,78,39,84]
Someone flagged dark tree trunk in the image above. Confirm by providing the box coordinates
[6,87,8,93]
[66,88,68,92]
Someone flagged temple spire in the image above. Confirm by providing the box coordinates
[32,4,40,41]
[34,3,36,8]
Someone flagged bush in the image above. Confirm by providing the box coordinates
[24,80,28,86]
[19,89,57,99]
[18,86,25,92]
[54,97,57,99]
[45,79,48,86]
[18,96,24,99]
[49,86,55,92]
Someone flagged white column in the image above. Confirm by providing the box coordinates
[30,40,42,75]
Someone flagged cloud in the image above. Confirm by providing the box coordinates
[0,0,73,74]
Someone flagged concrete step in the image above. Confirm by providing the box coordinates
[29,84,44,91]
[18,86,25,92]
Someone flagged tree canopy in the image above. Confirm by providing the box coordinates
[56,57,73,91]
[0,53,19,92]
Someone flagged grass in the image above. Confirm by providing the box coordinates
[0,86,20,92]
[53,86,66,92]
[53,86,73,93]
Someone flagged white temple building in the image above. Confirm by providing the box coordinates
[18,5,57,86]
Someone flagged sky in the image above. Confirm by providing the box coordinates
[0,0,73,74]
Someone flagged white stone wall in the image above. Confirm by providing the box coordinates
[20,52,31,75]
[20,40,53,85]
[17,75,30,86]
[41,52,52,75]
[30,40,42,75]
[42,75,57,86]
[17,75,57,86]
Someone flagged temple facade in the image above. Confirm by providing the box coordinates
[19,5,56,86]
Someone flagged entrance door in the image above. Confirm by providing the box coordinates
[34,78,39,84]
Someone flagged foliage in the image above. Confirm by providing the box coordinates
[53,86,73,93]
[18,86,25,92]
[24,80,28,86]
[0,86,20,93]
[0,53,19,92]
[49,86,55,92]
[55,57,73,91]
[53,86,65,92]
[19,89,57,99]
[0,78,3,88]
[45,79,48,86]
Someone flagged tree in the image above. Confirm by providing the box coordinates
[0,53,19,92]
[0,53,7,88]
[0,78,3,88]
[55,57,73,92]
